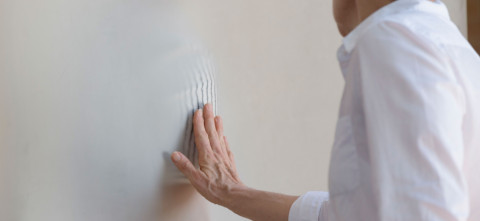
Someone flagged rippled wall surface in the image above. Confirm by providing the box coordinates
[0,1,215,220]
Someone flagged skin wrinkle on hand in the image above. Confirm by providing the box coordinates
[0,1,216,221]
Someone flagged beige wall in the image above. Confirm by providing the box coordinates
[179,0,467,220]
[446,0,468,36]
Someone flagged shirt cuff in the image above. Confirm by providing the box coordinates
[288,191,329,221]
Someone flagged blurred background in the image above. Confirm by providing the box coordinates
[177,0,470,220]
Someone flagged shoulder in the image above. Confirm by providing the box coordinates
[356,10,464,57]
[353,14,459,84]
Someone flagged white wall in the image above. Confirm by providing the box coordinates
[0,1,215,220]
[179,0,467,220]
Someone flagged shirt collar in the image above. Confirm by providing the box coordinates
[341,0,450,53]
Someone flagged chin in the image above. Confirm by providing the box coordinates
[336,23,351,37]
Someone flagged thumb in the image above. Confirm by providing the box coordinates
[171,151,198,181]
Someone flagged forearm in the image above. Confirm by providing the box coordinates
[223,186,299,221]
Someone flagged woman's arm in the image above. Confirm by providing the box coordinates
[222,185,298,221]
[171,103,298,221]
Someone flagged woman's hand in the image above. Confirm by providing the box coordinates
[171,103,245,207]
[171,103,298,221]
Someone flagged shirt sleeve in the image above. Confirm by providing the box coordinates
[288,191,330,221]
[357,21,470,220]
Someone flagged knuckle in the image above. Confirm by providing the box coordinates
[204,153,212,161]
[201,140,211,147]
[189,170,199,181]
[213,162,224,172]
[193,131,201,138]
[212,151,223,159]
[197,131,208,139]
[204,151,216,161]
[205,111,214,119]
[194,115,202,123]
[181,160,189,170]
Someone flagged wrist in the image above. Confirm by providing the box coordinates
[220,186,298,221]
[221,184,253,212]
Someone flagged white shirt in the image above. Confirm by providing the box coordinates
[289,0,480,220]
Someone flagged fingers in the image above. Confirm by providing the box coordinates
[203,104,224,155]
[171,151,199,182]
[215,116,229,159]
[214,116,224,139]
[223,136,237,171]
[194,109,213,159]
[194,103,230,169]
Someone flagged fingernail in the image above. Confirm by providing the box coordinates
[173,152,181,162]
